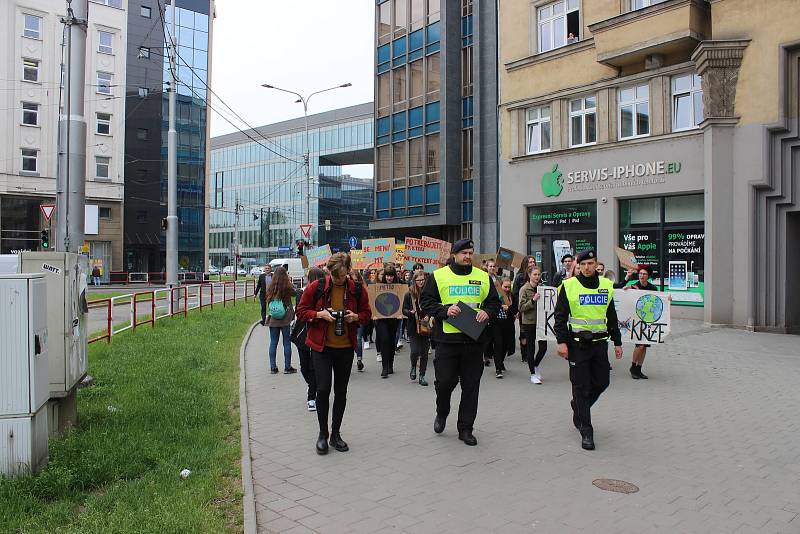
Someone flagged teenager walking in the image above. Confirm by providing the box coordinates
[493,277,518,379]
[265,267,298,375]
[518,266,548,384]
[617,265,660,379]
[403,270,432,386]
[375,265,401,378]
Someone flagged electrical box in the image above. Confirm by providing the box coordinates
[18,252,88,396]
[0,273,49,475]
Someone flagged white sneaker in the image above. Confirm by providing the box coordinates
[531,374,542,385]
[396,342,404,350]
[307,400,316,411]
[377,354,382,362]
[364,341,370,350]
[534,367,542,382]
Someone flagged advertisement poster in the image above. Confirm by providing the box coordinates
[664,230,704,306]
[553,240,573,269]
[404,238,442,272]
[620,230,660,277]
[367,283,408,319]
[536,285,671,345]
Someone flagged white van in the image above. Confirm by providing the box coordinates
[269,258,305,288]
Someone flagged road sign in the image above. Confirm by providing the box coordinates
[300,224,313,238]
[40,204,55,221]
[348,236,358,249]
[277,246,291,253]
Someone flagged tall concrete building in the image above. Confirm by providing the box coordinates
[123,0,214,275]
[0,0,128,279]
[371,0,498,252]
[498,0,800,332]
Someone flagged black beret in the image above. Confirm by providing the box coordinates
[452,238,474,254]
[575,249,596,263]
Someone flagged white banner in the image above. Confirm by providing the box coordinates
[535,285,670,345]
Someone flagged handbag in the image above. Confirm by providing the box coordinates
[290,319,308,347]
[412,296,434,337]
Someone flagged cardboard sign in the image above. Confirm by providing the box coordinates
[536,285,671,345]
[363,237,395,268]
[383,243,405,265]
[367,283,408,320]
[495,247,525,271]
[404,238,442,272]
[305,244,332,268]
[421,236,452,265]
[615,246,639,271]
[471,254,495,268]
[350,249,368,270]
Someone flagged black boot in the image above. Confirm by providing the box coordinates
[329,432,349,452]
[630,363,641,379]
[570,399,580,432]
[458,429,478,446]
[316,432,329,455]
[418,374,428,386]
[433,414,446,434]
[410,365,417,380]
[581,430,595,451]
[638,365,649,379]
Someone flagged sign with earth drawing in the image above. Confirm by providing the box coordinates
[536,286,670,345]
[367,283,408,320]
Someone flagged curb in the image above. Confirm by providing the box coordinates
[239,321,259,534]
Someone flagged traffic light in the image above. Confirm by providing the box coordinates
[40,229,49,249]
[296,239,305,256]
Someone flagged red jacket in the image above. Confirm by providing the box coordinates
[295,276,372,353]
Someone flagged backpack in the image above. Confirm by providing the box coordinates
[268,298,287,320]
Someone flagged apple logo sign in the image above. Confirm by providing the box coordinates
[541,163,563,197]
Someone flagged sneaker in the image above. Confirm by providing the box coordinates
[284,367,297,374]
[364,341,370,350]
[496,370,504,379]
[270,368,279,375]
[307,400,316,411]
[377,354,382,362]
[357,360,364,372]
[531,374,542,385]
[396,342,404,350]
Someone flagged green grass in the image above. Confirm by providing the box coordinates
[0,301,259,533]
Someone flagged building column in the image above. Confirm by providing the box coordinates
[692,39,749,326]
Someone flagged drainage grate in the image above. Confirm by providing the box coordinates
[592,479,639,494]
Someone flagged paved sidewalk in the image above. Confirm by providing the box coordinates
[243,322,800,533]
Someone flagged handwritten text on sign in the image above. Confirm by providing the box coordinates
[535,285,671,345]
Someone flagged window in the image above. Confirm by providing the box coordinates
[392,36,407,67]
[425,101,440,132]
[97,72,112,95]
[569,96,597,147]
[21,149,38,172]
[378,1,391,41]
[393,65,406,104]
[98,31,113,54]
[426,52,440,98]
[618,84,649,139]
[91,0,123,7]
[96,113,111,135]
[376,145,391,192]
[392,111,407,141]
[409,137,424,185]
[525,106,551,154]
[672,73,703,131]
[99,207,112,218]
[408,29,424,61]
[425,133,440,183]
[377,43,391,73]
[377,116,390,145]
[426,21,440,54]
[96,156,110,179]
[140,5,151,18]
[138,87,149,98]
[393,143,407,188]
[462,128,473,180]
[22,102,39,126]
[23,59,39,82]
[394,0,407,32]
[411,0,425,27]
[138,47,150,59]
[628,0,667,11]
[136,128,149,140]
[408,105,423,137]
[428,0,440,23]
[538,0,580,53]
[23,14,42,39]
[409,60,424,107]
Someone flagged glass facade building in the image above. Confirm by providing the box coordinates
[208,103,374,268]
[371,0,498,251]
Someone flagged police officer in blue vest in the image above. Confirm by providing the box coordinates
[421,239,501,446]
[553,249,623,450]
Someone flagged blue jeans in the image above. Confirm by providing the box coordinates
[269,325,292,370]
[395,319,404,345]
[355,324,364,361]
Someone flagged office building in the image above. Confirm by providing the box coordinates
[498,0,800,331]
[208,103,374,268]
[0,0,128,280]
[371,0,499,251]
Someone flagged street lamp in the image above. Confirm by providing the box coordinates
[260,83,352,231]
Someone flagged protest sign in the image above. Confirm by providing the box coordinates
[471,254,495,268]
[615,246,639,271]
[404,237,443,272]
[367,283,408,319]
[350,249,368,270]
[495,247,525,271]
[305,244,332,268]
[363,237,395,268]
[422,236,452,265]
[384,243,405,265]
[535,285,671,345]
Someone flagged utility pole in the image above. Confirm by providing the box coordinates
[165,0,178,287]
[232,196,241,281]
[56,0,88,252]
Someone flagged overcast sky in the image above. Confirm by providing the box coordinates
[210,0,374,138]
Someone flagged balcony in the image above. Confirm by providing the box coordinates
[588,0,710,68]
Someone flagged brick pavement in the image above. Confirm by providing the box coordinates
[243,320,800,533]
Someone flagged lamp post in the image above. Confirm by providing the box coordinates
[260,83,352,232]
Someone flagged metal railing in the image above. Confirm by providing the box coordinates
[87,280,255,344]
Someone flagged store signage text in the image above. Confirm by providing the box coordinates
[568,161,681,184]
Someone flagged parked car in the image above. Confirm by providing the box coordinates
[249,266,263,277]
[237,267,247,276]
[208,265,220,274]
[222,266,235,275]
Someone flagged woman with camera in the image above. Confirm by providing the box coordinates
[295,253,372,455]
[265,267,299,375]
[403,270,432,386]
[374,265,401,378]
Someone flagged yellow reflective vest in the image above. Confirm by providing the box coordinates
[563,276,614,342]
[433,265,491,334]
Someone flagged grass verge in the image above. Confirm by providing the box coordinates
[0,301,258,533]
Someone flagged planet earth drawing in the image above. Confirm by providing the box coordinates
[635,294,663,323]
[375,292,401,317]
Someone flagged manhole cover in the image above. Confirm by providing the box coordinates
[592,479,639,494]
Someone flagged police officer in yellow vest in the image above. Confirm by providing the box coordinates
[421,239,501,446]
[553,249,623,450]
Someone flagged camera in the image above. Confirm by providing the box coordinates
[329,309,346,336]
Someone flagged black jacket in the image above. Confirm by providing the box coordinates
[402,292,421,337]
[553,273,622,346]
[420,260,502,344]
[254,273,272,301]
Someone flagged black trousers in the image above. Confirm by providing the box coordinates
[298,348,316,401]
[493,318,516,370]
[483,325,495,362]
[375,319,399,374]
[312,347,354,436]
[522,324,548,374]
[259,298,267,324]
[434,341,485,431]
[569,341,611,436]
[362,320,374,341]
[409,335,430,375]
